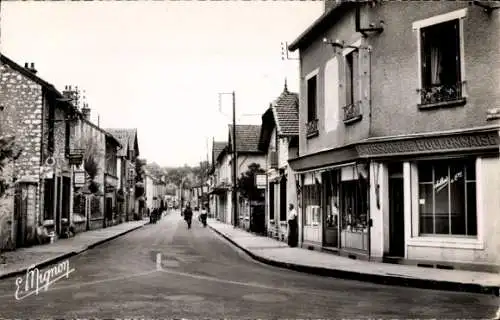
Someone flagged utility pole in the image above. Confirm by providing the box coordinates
[206,137,210,215]
[232,91,238,228]
[218,91,238,227]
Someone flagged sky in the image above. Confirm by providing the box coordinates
[1,1,323,168]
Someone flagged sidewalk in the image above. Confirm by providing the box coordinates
[208,219,500,296]
[0,219,149,280]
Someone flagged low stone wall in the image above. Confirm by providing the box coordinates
[89,218,103,230]
[74,221,86,233]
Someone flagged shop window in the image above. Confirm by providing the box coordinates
[418,159,477,236]
[303,184,320,226]
[340,179,369,231]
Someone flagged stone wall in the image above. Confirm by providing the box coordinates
[0,62,43,249]
[0,163,14,250]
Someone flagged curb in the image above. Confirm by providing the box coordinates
[208,224,500,297]
[86,223,146,249]
[0,223,146,281]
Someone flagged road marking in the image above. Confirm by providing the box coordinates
[158,268,323,296]
[156,253,162,271]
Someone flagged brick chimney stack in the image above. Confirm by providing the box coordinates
[24,62,37,74]
[81,103,91,121]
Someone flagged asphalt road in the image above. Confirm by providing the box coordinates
[0,211,497,319]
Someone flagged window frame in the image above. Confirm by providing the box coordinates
[341,38,363,123]
[413,8,468,108]
[305,68,319,138]
[407,157,485,250]
[417,160,477,237]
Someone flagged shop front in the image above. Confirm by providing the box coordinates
[291,127,499,269]
[296,163,371,257]
[356,128,500,271]
[290,144,372,258]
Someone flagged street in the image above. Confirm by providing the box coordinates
[0,211,497,319]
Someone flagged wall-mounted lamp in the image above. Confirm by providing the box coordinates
[472,0,500,13]
[323,38,372,53]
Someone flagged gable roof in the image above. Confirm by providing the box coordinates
[1,55,122,144]
[272,83,299,136]
[212,141,227,163]
[106,128,139,157]
[0,54,82,115]
[258,82,299,151]
[0,55,59,94]
[228,124,263,154]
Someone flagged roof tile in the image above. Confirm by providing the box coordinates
[229,124,263,153]
[106,128,138,157]
[271,86,299,136]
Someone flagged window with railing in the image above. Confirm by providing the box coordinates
[418,18,465,108]
[306,75,318,138]
[343,49,362,123]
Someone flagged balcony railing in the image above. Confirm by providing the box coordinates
[343,102,362,124]
[418,82,466,108]
[306,119,319,138]
[269,151,278,169]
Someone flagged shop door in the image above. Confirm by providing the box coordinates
[389,164,405,257]
[55,177,62,235]
[323,171,339,248]
[62,177,71,223]
[14,185,28,248]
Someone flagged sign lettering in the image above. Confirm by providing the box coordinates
[357,132,499,157]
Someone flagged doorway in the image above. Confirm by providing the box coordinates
[105,197,113,227]
[388,163,405,257]
[55,177,62,235]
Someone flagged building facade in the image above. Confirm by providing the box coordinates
[258,83,299,242]
[107,129,140,221]
[288,0,500,272]
[0,56,83,249]
[228,125,266,227]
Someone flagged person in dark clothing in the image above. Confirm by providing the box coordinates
[183,204,193,229]
[287,203,298,247]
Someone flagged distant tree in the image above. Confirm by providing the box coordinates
[76,135,104,194]
[145,161,166,180]
[135,158,147,183]
[236,163,265,201]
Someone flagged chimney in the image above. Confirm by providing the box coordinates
[25,62,37,74]
[81,103,91,121]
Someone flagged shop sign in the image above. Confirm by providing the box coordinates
[73,171,86,187]
[357,131,499,157]
[255,174,266,189]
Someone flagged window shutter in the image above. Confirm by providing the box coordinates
[420,28,428,86]
[454,20,461,83]
[352,50,360,104]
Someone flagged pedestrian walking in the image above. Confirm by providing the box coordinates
[183,203,193,229]
[287,203,298,247]
[200,206,208,227]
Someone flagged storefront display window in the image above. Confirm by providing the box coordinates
[340,180,369,232]
[303,184,321,226]
[418,159,477,236]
